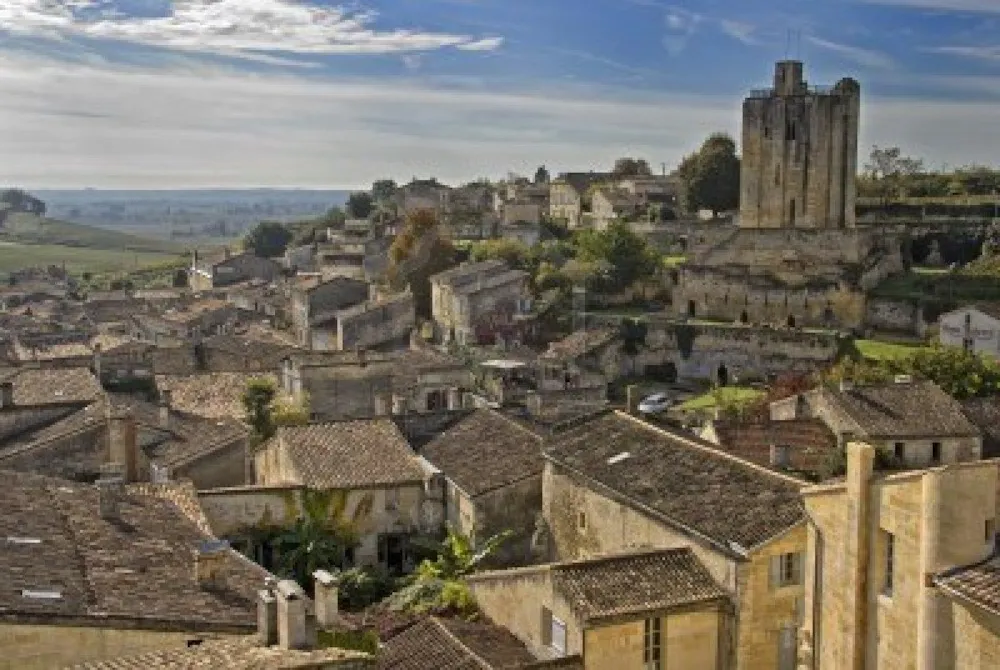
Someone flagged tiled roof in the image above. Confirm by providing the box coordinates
[708,418,837,479]
[545,411,805,550]
[2,367,103,406]
[552,548,728,622]
[277,419,425,489]
[960,397,1000,458]
[421,409,543,497]
[378,616,535,670]
[68,636,372,668]
[0,470,268,628]
[936,556,1000,616]
[431,260,507,287]
[541,328,617,362]
[155,372,278,420]
[819,379,980,439]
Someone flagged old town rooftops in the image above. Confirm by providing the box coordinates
[379,616,536,669]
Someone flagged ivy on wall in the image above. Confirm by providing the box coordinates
[671,323,698,360]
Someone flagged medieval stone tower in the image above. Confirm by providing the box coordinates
[739,61,861,229]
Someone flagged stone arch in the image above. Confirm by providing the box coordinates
[717,363,730,387]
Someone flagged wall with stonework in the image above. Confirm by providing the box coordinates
[0,405,83,443]
[0,623,236,670]
[584,610,727,670]
[474,474,543,567]
[172,438,247,490]
[866,298,924,335]
[949,600,1000,670]
[336,294,415,352]
[0,424,107,481]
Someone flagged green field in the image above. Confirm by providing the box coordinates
[0,243,182,275]
[1,213,182,254]
[855,339,928,362]
[678,386,764,412]
[662,255,688,268]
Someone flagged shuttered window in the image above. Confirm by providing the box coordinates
[770,551,804,589]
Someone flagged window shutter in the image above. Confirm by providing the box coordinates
[769,555,781,589]
[793,552,804,585]
[541,607,552,646]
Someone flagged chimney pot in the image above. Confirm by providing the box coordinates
[313,570,339,627]
[0,381,14,408]
[97,465,125,521]
[107,411,139,483]
[258,584,278,646]
[276,579,311,650]
[447,388,462,411]
[195,539,230,589]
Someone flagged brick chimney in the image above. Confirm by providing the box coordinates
[313,570,339,627]
[107,409,138,483]
[0,380,14,408]
[258,578,278,646]
[194,539,230,589]
[97,463,125,521]
[276,579,311,650]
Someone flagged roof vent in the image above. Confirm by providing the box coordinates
[606,451,631,465]
[894,374,913,385]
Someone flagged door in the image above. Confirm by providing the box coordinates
[778,625,797,670]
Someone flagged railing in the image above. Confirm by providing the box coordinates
[747,84,835,98]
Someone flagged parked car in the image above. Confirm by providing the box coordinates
[638,392,672,414]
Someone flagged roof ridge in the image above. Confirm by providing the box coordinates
[428,617,494,670]
[551,545,695,572]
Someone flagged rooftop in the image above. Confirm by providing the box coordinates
[0,470,267,629]
[706,418,838,479]
[541,328,618,363]
[155,372,278,420]
[379,616,536,669]
[936,555,1000,617]
[421,409,544,498]
[67,635,373,669]
[959,397,1000,459]
[272,418,425,489]
[552,547,728,623]
[1,367,103,406]
[545,411,805,551]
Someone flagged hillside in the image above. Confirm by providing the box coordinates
[1,212,184,254]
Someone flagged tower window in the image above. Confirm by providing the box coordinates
[786,121,797,141]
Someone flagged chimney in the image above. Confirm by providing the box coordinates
[192,249,199,266]
[391,394,407,416]
[97,463,125,521]
[224,247,232,260]
[276,579,311,650]
[374,393,390,417]
[92,342,102,379]
[625,384,639,415]
[447,388,462,411]
[0,381,13,408]
[159,389,172,429]
[313,570,339,627]
[526,391,542,416]
[107,410,138,483]
[770,444,790,468]
[258,578,278,646]
[194,539,230,589]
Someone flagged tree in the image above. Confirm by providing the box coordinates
[242,377,278,440]
[172,268,188,287]
[372,179,398,203]
[387,209,457,318]
[470,239,532,272]
[0,188,45,216]
[275,489,361,592]
[347,192,374,219]
[677,134,740,216]
[573,221,658,289]
[864,146,924,213]
[534,165,550,184]
[612,157,653,178]
[244,221,292,258]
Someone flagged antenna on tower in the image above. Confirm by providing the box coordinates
[784,30,791,59]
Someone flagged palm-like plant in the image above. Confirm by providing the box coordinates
[275,489,363,591]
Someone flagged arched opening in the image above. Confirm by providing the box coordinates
[669,270,679,286]
[717,364,730,387]
[787,314,797,328]
[687,300,696,318]
[823,306,834,324]
[740,311,749,324]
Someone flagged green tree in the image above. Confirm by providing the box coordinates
[372,179,398,203]
[275,489,361,591]
[347,192,374,219]
[242,377,278,440]
[470,238,532,272]
[387,209,457,318]
[534,165,550,184]
[611,157,653,178]
[677,133,740,215]
[864,146,924,213]
[573,221,658,289]
[244,221,293,258]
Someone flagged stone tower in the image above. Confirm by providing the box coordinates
[740,61,861,229]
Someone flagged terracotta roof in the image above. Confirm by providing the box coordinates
[275,419,425,489]
[2,367,103,406]
[541,328,617,362]
[545,411,805,550]
[960,397,1000,458]
[421,409,544,497]
[431,260,507,287]
[156,373,278,420]
[66,636,373,669]
[379,616,536,669]
[552,548,728,622]
[936,556,1000,616]
[818,380,980,439]
[707,418,837,479]
[0,470,268,628]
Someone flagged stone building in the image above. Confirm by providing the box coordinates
[0,469,272,669]
[334,291,416,352]
[740,61,860,230]
[429,260,531,346]
[674,61,903,330]
[938,305,1000,359]
[548,173,609,229]
[420,408,545,566]
[540,410,808,670]
[698,417,838,480]
[770,377,982,468]
[290,276,370,348]
[590,187,643,231]
[799,442,1000,669]
[469,548,730,669]
[188,249,282,291]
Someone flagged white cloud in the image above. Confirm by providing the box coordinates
[719,20,758,46]
[663,8,702,56]
[806,36,894,70]
[858,0,1000,12]
[0,1,503,58]
[928,45,1000,60]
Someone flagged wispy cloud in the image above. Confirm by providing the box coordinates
[858,0,1000,13]
[927,45,1000,60]
[0,1,504,60]
[662,6,703,55]
[719,20,759,46]
[806,36,894,69]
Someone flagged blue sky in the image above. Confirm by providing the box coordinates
[1,0,998,188]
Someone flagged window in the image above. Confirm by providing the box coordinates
[643,617,662,670]
[931,442,942,464]
[986,518,996,545]
[770,552,803,588]
[577,511,587,530]
[894,442,905,460]
[543,612,566,655]
[385,489,399,512]
[883,531,895,595]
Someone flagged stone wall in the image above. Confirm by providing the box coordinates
[474,474,543,567]
[866,298,925,336]
[172,438,248,490]
[336,293,415,352]
[585,611,727,670]
[0,423,106,481]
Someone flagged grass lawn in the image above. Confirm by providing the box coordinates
[0,243,182,276]
[855,339,928,362]
[678,386,764,412]
[2,213,183,254]
[662,255,688,268]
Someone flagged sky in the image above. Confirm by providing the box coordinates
[1,0,999,189]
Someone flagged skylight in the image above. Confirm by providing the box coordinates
[22,589,62,600]
[606,451,631,465]
[6,536,41,545]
